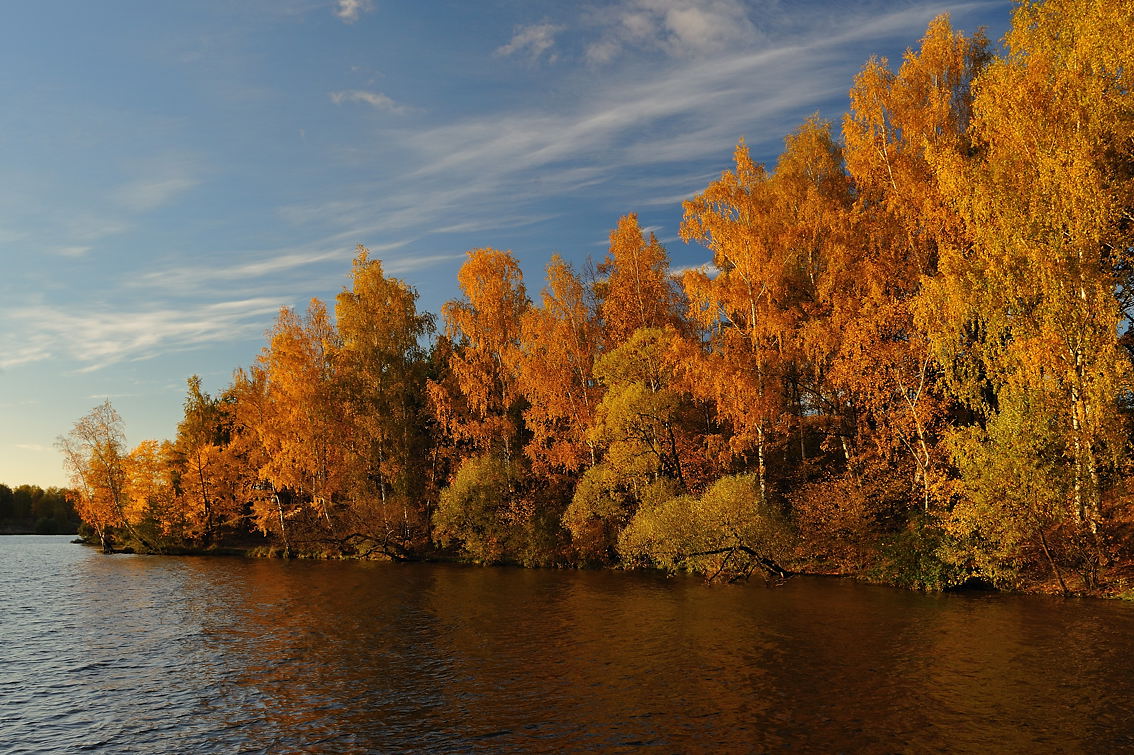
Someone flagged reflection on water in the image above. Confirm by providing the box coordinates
[4,535,1134,752]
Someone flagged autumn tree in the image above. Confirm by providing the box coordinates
[57,401,135,552]
[164,375,239,546]
[680,119,850,501]
[562,328,690,561]
[513,254,604,475]
[257,299,350,545]
[430,249,535,560]
[224,365,289,553]
[599,213,682,346]
[429,248,529,459]
[925,0,1134,585]
[123,439,180,549]
[619,473,792,581]
[834,15,990,512]
[336,245,434,555]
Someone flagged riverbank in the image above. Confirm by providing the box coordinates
[70,533,1134,601]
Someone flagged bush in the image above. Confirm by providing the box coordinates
[618,474,792,580]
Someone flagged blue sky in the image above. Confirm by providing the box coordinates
[0,0,1011,488]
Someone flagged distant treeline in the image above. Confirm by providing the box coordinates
[60,2,1134,594]
[0,484,80,534]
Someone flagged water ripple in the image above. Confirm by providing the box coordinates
[5,536,1134,752]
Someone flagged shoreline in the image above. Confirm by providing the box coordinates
[64,537,1134,602]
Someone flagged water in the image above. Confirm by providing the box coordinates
[3,536,1134,753]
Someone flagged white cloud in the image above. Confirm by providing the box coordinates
[117,177,199,212]
[13,443,50,453]
[329,89,412,114]
[586,0,759,63]
[334,0,373,23]
[383,252,466,274]
[0,342,52,371]
[274,1,979,280]
[53,246,91,258]
[671,262,719,277]
[125,237,458,295]
[495,23,564,63]
[2,298,286,372]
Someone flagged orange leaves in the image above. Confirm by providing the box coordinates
[514,255,602,474]
[432,248,529,457]
[259,299,349,514]
[58,5,1134,583]
[600,214,681,345]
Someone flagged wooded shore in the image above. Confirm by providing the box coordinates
[57,2,1134,599]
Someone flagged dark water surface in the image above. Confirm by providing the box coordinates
[4,536,1134,753]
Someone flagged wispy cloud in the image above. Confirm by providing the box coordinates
[329,89,412,114]
[14,443,50,453]
[53,245,92,258]
[383,252,466,274]
[495,23,564,63]
[3,298,286,372]
[260,2,977,289]
[0,342,52,371]
[113,176,200,213]
[334,0,374,24]
[128,238,415,292]
[363,2,979,230]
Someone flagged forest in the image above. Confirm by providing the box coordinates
[0,484,79,534]
[59,1,1134,595]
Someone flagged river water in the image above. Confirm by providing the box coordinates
[4,535,1134,753]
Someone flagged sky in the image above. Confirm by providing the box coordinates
[0,0,1012,489]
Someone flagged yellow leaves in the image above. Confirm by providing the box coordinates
[259,299,349,512]
[433,248,529,457]
[514,255,602,474]
[56,400,131,546]
[123,439,178,536]
[335,244,433,523]
[600,214,680,345]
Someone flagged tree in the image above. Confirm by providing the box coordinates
[619,474,792,581]
[258,299,350,542]
[57,401,133,552]
[926,0,1134,584]
[680,120,849,501]
[123,439,179,549]
[432,453,525,564]
[562,328,689,561]
[513,254,604,475]
[224,365,289,553]
[336,245,434,555]
[599,213,681,346]
[429,248,530,460]
[835,15,990,511]
[167,375,234,545]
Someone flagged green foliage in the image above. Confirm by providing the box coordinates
[433,454,523,564]
[564,466,677,564]
[0,483,80,533]
[938,394,1071,587]
[618,474,792,580]
[872,516,967,591]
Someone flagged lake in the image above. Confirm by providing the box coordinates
[3,535,1134,752]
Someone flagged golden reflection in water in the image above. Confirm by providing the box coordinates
[42,545,1134,752]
